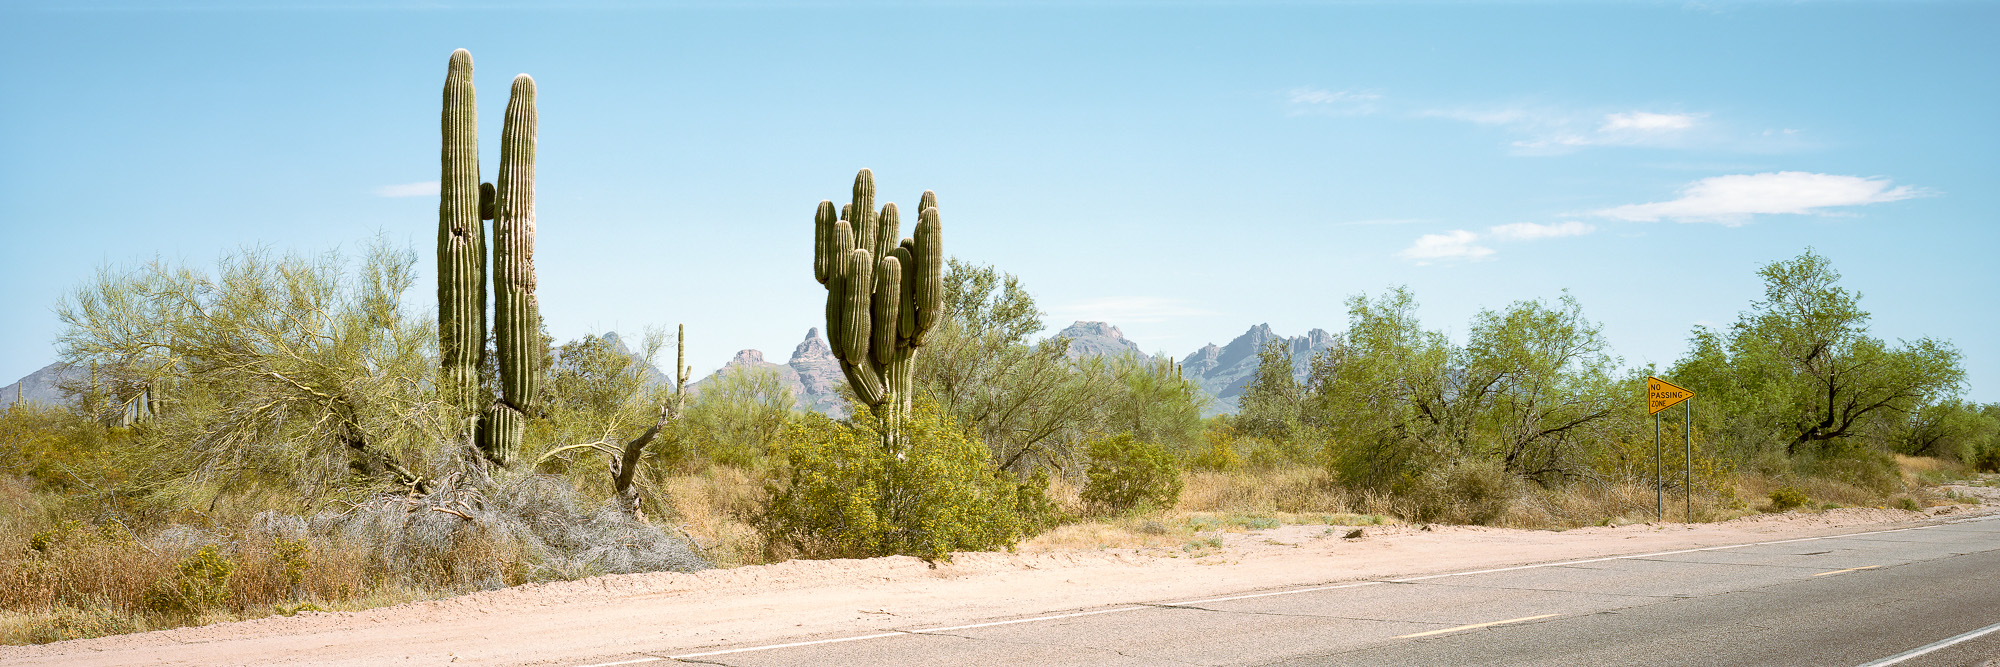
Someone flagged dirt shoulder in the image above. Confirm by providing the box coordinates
[4,496,1993,667]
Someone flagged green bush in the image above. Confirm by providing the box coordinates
[142,544,236,617]
[1973,444,2000,473]
[1398,460,1518,526]
[759,400,1036,561]
[1768,486,1809,512]
[1081,433,1182,515]
[23,604,137,644]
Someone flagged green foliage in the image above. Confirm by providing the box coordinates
[55,240,439,498]
[1894,400,2000,462]
[23,604,137,644]
[916,258,1112,474]
[676,365,795,467]
[1312,288,1619,493]
[759,401,1035,561]
[1768,486,1809,512]
[1671,249,1964,459]
[1101,355,1209,458]
[273,538,310,593]
[1237,341,1307,441]
[142,544,236,617]
[1187,420,1243,472]
[1081,434,1182,515]
[0,404,121,493]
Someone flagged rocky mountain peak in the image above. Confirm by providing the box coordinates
[1053,320,1152,363]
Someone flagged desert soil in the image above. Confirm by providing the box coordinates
[5,483,1995,667]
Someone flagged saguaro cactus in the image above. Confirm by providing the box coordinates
[438,49,486,419]
[484,73,540,466]
[812,169,943,451]
[438,49,542,467]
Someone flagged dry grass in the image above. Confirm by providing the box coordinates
[648,466,765,568]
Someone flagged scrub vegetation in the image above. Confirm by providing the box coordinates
[2,52,1992,645]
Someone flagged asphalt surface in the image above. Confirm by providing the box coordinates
[637,514,2000,667]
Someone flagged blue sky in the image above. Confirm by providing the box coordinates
[2,1,1995,402]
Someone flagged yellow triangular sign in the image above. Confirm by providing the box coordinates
[1647,376,1694,415]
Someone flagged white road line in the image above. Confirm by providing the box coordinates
[1854,619,2000,667]
[564,514,1996,666]
[1393,613,1561,639]
[912,606,1152,633]
[1161,581,1384,606]
[670,632,911,659]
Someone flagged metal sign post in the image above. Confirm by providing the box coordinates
[1685,400,1693,522]
[1646,377,1695,523]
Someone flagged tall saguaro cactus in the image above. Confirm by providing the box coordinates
[438,49,486,419]
[813,169,944,451]
[437,48,542,467]
[485,73,540,465]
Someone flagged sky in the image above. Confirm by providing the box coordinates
[2,0,1995,403]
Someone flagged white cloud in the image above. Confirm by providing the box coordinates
[1054,297,1213,324]
[1397,230,1494,264]
[1593,172,1929,224]
[1420,106,1712,154]
[1333,218,1427,227]
[1286,87,1381,116]
[375,181,440,197]
[1398,221,1597,264]
[1488,221,1595,240]
[1600,112,1701,132]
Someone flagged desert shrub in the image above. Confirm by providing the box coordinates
[142,544,235,617]
[759,401,1034,561]
[21,604,137,644]
[1081,433,1182,515]
[1973,444,2000,473]
[1401,460,1519,525]
[1187,423,1242,472]
[1769,486,1809,512]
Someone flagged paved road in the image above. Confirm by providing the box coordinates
[611,514,2000,667]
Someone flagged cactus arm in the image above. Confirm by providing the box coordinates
[842,249,874,365]
[850,170,876,262]
[912,206,943,341]
[813,200,836,285]
[887,247,916,339]
[826,220,855,361]
[873,203,899,269]
[872,255,902,365]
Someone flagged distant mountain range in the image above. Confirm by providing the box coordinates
[2,323,1337,418]
[1177,323,1336,415]
[688,328,847,417]
[1049,320,1333,415]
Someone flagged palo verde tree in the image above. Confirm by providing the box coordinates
[1672,249,1964,458]
[811,169,945,451]
[914,258,1113,474]
[55,241,437,498]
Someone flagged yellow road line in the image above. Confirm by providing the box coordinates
[1395,613,1560,639]
[1812,565,1879,577]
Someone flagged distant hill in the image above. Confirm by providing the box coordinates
[0,362,78,410]
[1179,323,1337,416]
[1052,321,1152,363]
[689,328,847,417]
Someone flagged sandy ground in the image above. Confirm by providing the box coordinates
[5,484,1996,667]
